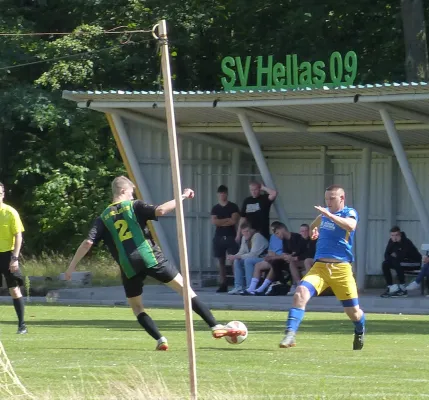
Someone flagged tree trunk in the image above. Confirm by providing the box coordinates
[401,0,429,81]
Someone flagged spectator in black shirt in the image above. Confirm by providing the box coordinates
[380,226,422,298]
[299,223,317,275]
[236,181,277,241]
[211,185,240,292]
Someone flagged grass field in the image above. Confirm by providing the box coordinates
[0,305,428,399]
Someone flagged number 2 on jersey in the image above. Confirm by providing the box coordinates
[114,219,133,242]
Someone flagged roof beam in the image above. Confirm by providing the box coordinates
[230,107,392,155]
[362,102,429,123]
[90,106,252,154]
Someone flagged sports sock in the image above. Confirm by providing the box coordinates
[13,297,24,326]
[137,312,162,340]
[247,278,260,292]
[256,278,272,292]
[353,312,366,335]
[191,296,217,327]
[286,307,305,332]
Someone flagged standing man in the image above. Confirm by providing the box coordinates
[236,181,277,242]
[0,182,26,334]
[279,185,365,351]
[210,185,240,293]
[65,176,243,351]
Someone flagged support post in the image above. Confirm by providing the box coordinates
[237,112,291,228]
[356,148,371,291]
[385,156,397,231]
[108,113,177,266]
[158,20,197,400]
[380,108,429,239]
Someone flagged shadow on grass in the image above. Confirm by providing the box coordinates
[1,318,429,334]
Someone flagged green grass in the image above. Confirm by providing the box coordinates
[0,306,429,399]
[20,253,121,287]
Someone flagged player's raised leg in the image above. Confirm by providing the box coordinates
[166,272,244,339]
[280,263,327,348]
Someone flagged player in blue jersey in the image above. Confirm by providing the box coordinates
[279,185,365,350]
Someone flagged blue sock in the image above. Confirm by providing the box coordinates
[286,307,305,332]
[353,312,366,334]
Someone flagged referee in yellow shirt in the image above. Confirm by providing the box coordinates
[0,182,26,334]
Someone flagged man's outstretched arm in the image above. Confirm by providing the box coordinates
[65,240,93,280]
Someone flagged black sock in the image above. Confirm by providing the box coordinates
[13,297,24,326]
[137,312,162,340]
[191,296,217,328]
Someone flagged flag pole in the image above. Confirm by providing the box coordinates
[157,19,198,400]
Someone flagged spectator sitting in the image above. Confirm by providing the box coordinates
[241,221,286,296]
[227,223,268,295]
[299,223,317,274]
[406,255,429,293]
[236,181,277,242]
[254,223,307,296]
[380,226,422,298]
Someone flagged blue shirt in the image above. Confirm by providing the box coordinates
[314,206,358,262]
[268,234,283,255]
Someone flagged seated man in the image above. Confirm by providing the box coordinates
[380,226,422,298]
[255,222,307,296]
[241,221,286,295]
[406,255,429,293]
[299,223,317,274]
[227,222,268,294]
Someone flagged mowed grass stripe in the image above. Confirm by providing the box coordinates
[0,305,428,399]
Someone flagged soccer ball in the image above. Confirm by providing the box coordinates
[224,320,248,344]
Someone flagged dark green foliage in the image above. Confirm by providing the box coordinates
[0,0,423,253]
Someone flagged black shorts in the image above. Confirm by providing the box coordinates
[121,261,179,298]
[270,259,290,282]
[213,236,239,259]
[0,251,24,288]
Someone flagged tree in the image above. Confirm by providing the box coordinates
[401,0,429,81]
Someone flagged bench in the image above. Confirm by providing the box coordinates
[403,244,429,296]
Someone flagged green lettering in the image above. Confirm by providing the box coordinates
[343,51,357,85]
[257,56,273,88]
[312,61,326,87]
[236,56,251,87]
[298,62,312,86]
[221,56,236,90]
[329,51,343,86]
[273,62,285,86]
[292,54,299,86]
[286,55,292,86]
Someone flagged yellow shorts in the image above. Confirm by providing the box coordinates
[300,261,359,307]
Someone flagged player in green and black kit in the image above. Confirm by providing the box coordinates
[65,176,243,350]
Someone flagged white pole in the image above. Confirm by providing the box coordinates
[237,112,291,228]
[380,108,429,239]
[356,148,371,291]
[158,20,198,400]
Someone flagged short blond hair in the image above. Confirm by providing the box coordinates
[112,176,135,197]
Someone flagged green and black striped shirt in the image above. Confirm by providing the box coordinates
[87,200,165,278]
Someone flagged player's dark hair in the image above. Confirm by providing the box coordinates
[300,223,310,229]
[390,225,401,233]
[325,184,344,192]
[217,185,228,193]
